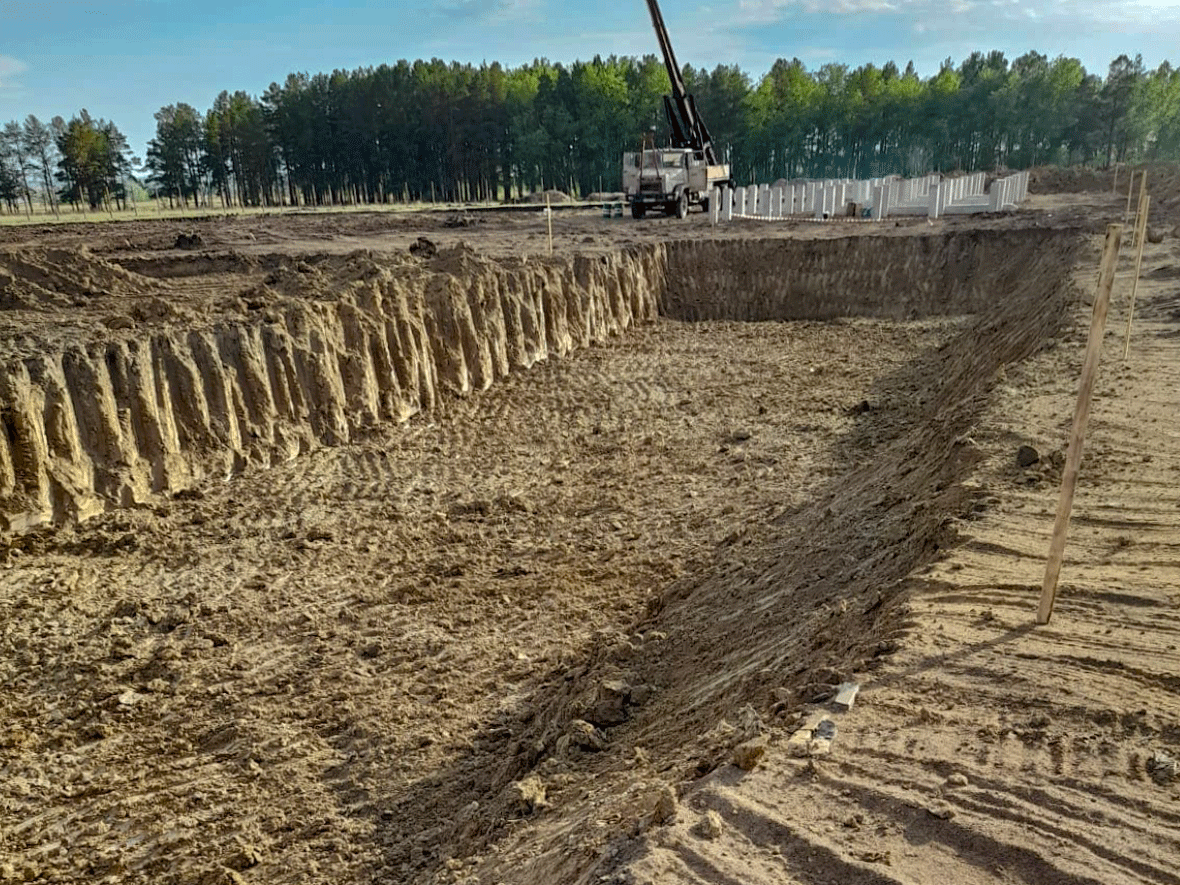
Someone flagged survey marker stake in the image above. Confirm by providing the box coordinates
[1038,224,1124,626]
[1129,172,1148,250]
[546,194,554,257]
[1124,171,1137,226]
[1123,193,1151,361]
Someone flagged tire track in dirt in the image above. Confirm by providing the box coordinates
[0,314,951,885]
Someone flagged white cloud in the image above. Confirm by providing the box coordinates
[737,0,894,22]
[732,0,1180,24]
[0,55,27,89]
[439,0,538,22]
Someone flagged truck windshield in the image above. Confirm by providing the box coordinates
[638,151,684,168]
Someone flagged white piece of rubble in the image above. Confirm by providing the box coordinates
[834,682,860,710]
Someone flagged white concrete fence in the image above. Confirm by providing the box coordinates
[709,171,1030,224]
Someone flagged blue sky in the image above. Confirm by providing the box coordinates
[2,0,1179,159]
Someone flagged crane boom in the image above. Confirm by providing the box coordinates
[642,0,720,165]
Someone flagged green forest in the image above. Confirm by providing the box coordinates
[1,50,1177,213]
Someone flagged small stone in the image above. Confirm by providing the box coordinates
[650,785,677,825]
[694,810,724,840]
[1016,445,1040,468]
[197,869,245,885]
[511,774,547,814]
[804,683,837,704]
[227,846,263,871]
[946,773,969,788]
[589,680,632,726]
[1147,227,1165,244]
[807,738,832,757]
[926,804,955,820]
[117,690,144,707]
[732,736,768,771]
[568,720,608,751]
[787,731,813,757]
[1147,751,1178,785]
[630,684,653,706]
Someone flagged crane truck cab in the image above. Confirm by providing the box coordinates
[622,148,730,219]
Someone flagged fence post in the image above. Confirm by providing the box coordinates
[1038,225,1124,624]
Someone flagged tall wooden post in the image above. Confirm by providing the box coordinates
[546,194,554,256]
[1123,194,1151,361]
[1038,224,1124,625]
[1127,173,1147,249]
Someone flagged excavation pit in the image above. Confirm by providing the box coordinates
[1,230,1081,534]
[0,227,1087,885]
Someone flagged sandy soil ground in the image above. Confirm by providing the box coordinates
[0,189,1149,262]
[1,187,1179,885]
[612,239,1180,885]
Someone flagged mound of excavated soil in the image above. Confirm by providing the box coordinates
[0,246,152,311]
[522,189,572,204]
[1030,162,1180,210]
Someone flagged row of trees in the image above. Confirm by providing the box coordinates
[3,50,1180,213]
[0,113,134,214]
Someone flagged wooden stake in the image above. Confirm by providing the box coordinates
[1131,172,1148,249]
[1123,193,1151,361]
[1038,224,1123,625]
[546,194,554,256]
[1124,171,1136,226]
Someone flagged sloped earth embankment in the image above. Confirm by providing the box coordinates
[608,237,1180,885]
[0,245,662,532]
[455,230,1088,885]
[0,229,1101,885]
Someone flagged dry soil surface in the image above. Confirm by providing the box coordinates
[1,192,1179,885]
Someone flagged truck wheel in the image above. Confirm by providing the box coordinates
[631,202,646,219]
[674,192,689,219]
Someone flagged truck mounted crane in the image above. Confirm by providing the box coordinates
[621,0,733,219]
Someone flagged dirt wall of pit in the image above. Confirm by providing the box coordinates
[661,229,1077,321]
[0,230,1080,533]
[0,248,662,532]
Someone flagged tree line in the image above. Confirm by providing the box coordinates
[2,50,1178,213]
[0,113,134,214]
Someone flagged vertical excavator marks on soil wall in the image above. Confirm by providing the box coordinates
[621,0,733,219]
